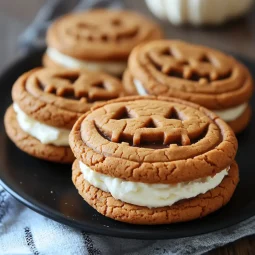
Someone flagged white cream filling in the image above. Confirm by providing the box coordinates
[80,161,229,208]
[214,103,248,122]
[134,79,148,96]
[134,79,247,122]
[13,103,70,146]
[47,48,127,76]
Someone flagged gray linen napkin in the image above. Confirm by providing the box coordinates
[1,0,255,254]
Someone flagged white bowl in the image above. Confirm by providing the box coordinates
[145,0,254,25]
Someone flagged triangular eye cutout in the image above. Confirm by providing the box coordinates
[145,119,157,128]
[167,108,180,120]
[112,107,130,120]
[200,55,210,63]
[58,74,79,84]
[162,47,173,56]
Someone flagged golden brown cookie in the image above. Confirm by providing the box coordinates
[69,96,238,224]
[124,40,253,133]
[122,69,138,96]
[5,67,123,163]
[44,9,163,75]
[70,96,237,183]
[72,159,239,225]
[5,106,74,163]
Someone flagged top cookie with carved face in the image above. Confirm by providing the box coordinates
[46,9,163,61]
[125,40,253,110]
[12,68,124,129]
[69,96,237,184]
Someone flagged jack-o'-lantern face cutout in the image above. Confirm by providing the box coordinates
[32,70,119,101]
[86,99,213,149]
[126,41,253,110]
[147,43,233,85]
[71,97,237,183]
[47,10,163,61]
[67,13,139,43]
[24,69,122,113]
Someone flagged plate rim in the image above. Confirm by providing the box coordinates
[2,171,254,240]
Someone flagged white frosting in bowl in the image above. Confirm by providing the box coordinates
[13,103,70,146]
[47,48,127,76]
[80,161,229,208]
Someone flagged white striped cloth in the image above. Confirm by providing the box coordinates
[1,186,255,255]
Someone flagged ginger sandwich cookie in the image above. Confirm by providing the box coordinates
[4,67,124,163]
[70,96,239,224]
[43,9,163,76]
[123,40,253,133]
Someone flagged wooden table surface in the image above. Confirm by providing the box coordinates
[0,1,255,254]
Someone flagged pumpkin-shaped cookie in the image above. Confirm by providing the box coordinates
[70,96,239,224]
[123,40,253,133]
[4,67,124,163]
[44,9,163,76]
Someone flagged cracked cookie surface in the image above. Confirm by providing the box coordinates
[69,96,238,183]
[72,159,239,224]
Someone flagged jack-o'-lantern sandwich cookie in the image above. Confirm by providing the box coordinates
[70,96,239,224]
[4,67,124,163]
[43,9,163,76]
[123,40,253,133]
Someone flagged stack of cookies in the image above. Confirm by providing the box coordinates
[69,96,239,224]
[4,8,254,225]
[4,67,124,163]
[5,9,162,163]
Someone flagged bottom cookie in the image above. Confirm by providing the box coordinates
[72,160,239,225]
[227,105,252,134]
[4,106,74,163]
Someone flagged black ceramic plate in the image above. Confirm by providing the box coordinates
[0,49,255,240]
